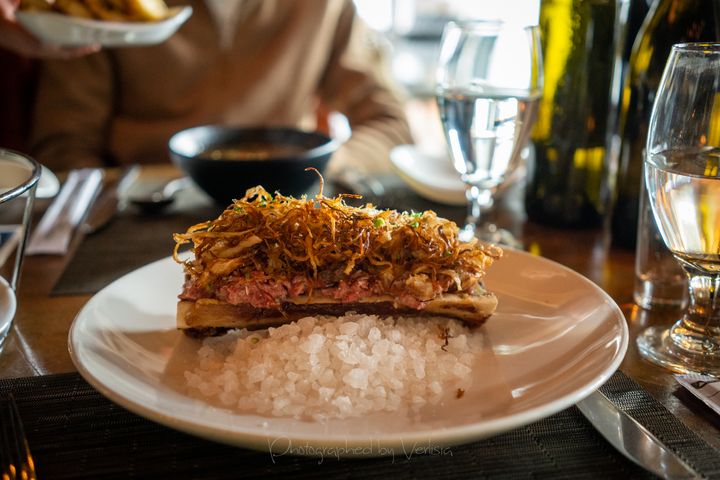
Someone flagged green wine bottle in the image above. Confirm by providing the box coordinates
[610,0,720,249]
[526,0,618,227]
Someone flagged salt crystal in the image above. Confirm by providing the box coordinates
[453,363,472,378]
[332,395,353,415]
[247,364,266,383]
[391,344,406,356]
[371,339,390,356]
[339,322,359,335]
[296,316,316,333]
[319,387,335,401]
[273,397,290,411]
[388,329,401,342]
[185,314,479,421]
[413,362,426,379]
[343,368,369,389]
[448,334,467,350]
[368,327,381,342]
[219,392,236,405]
[300,333,325,354]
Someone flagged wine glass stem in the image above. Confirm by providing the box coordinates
[465,185,493,232]
[672,267,720,354]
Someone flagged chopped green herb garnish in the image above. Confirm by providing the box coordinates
[373,217,385,227]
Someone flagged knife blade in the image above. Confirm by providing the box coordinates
[577,389,697,479]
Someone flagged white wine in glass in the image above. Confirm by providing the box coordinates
[638,43,720,375]
[435,21,542,244]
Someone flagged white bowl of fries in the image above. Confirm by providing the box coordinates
[16,0,192,47]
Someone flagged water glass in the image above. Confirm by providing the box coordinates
[637,43,720,375]
[0,149,40,349]
[633,165,688,310]
[435,21,542,245]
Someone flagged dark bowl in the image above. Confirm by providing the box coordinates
[168,126,338,205]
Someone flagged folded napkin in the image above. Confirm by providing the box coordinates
[676,374,720,416]
[26,169,104,255]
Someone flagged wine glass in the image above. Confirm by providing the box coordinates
[637,43,720,375]
[435,21,542,245]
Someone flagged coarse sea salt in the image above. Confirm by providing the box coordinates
[184,313,482,421]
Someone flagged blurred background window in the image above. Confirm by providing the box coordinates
[350,0,540,158]
[353,0,540,97]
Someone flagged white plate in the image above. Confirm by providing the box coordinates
[16,7,192,47]
[69,250,627,457]
[390,145,528,207]
[390,145,466,206]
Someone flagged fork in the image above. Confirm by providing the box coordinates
[0,394,37,480]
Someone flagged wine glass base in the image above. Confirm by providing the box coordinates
[637,326,720,375]
[461,223,522,249]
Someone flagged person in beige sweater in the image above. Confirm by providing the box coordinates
[29,0,412,179]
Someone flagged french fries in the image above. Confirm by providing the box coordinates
[19,0,171,22]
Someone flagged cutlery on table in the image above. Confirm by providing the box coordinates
[576,389,697,479]
[127,175,189,214]
[0,394,37,480]
[25,168,104,255]
[81,165,140,234]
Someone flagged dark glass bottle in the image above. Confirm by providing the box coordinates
[610,0,720,249]
[525,0,618,228]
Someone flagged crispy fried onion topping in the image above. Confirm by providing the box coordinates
[173,185,502,295]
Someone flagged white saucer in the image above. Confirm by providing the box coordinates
[37,166,60,199]
[0,159,59,199]
[390,145,466,206]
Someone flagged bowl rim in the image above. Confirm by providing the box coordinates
[167,125,339,163]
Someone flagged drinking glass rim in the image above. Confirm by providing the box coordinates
[672,42,720,54]
[0,149,41,204]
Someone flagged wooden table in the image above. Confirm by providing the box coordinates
[1,170,719,456]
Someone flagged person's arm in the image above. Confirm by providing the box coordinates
[0,0,99,58]
[29,52,115,171]
[317,1,412,176]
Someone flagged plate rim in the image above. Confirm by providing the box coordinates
[68,250,628,454]
[390,144,465,191]
[16,6,193,46]
[16,7,191,30]
[389,145,467,206]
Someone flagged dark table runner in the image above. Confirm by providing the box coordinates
[0,371,680,480]
[52,205,221,295]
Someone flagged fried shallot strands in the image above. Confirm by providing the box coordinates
[173,185,501,290]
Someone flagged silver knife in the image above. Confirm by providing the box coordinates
[577,389,698,479]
